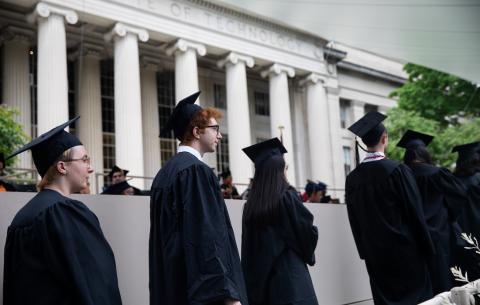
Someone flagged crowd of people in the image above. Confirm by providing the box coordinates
[1,90,479,305]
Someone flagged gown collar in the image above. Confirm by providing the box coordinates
[178,145,202,161]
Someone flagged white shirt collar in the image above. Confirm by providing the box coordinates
[177,145,202,161]
[362,151,385,163]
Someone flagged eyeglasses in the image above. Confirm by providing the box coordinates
[204,124,220,135]
[65,156,91,166]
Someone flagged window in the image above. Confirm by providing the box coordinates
[213,84,226,109]
[343,146,352,176]
[364,103,378,114]
[29,47,37,137]
[157,71,177,166]
[340,99,350,129]
[67,60,76,131]
[216,134,229,173]
[101,59,115,184]
[254,91,269,116]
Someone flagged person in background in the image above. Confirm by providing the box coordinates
[220,168,242,199]
[241,138,318,305]
[3,116,122,305]
[346,112,434,305]
[397,130,469,294]
[109,165,128,184]
[149,92,248,305]
[103,165,141,195]
[0,152,16,192]
[241,178,253,200]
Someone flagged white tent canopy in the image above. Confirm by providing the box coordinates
[216,0,480,83]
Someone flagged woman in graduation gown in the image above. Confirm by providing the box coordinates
[452,141,480,280]
[397,130,469,294]
[241,138,319,305]
[3,117,122,305]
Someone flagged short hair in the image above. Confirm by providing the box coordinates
[37,148,73,191]
[181,107,223,144]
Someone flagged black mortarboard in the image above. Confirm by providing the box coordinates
[108,165,129,178]
[7,116,81,177]
[242,138,287,168]
[101,181,133,195]
[397,130,434,149]
[160,91,202,141]
[452,141,480,161]
[348,111,387,145]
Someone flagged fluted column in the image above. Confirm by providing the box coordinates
[1,26,33,169]
[105,23,149,189]
[73,44,104,193]
[27,2,78,133]
[140,57,161,189]
[166,38,206,103]
[351,100,367,164]
[299,73,333,184]
[261,63,296,186]
[217,52,254,189]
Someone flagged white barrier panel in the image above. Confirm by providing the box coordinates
[0,193,373,305]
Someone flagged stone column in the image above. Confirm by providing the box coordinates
[1,26,33,169]
[217,52,254,189]
[140,56,161,189]
[351,100,367,165]
[299,73,333,185]
[325,82,346,196]
[27,2,78,134]
[74,44,104,193]
[166,39,206,103]
[261,63,296,186]
[105,23,149,189]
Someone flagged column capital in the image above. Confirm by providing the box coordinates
[217,52,254,69]
[141,55,162,72]
[298,73,326,87]
[27,2,78,25]
[104,22,149,43]
[165,38,206,57]
[68,42,104,61]
[260,63,295,79]
[0,26,34,45]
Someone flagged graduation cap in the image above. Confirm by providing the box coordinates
[101,181,133,195]
[160,91,202,141]
[452,141,480,162]
[7,117,82,177]
[242,138,287,168]
[397,130,434,149]
[108,165,129,178]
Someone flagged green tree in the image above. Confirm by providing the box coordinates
[386,63,480,168]
[0,105,29,166]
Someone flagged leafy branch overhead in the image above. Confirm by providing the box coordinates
[0,105,29,166]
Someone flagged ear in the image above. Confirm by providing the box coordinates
[192,126,201,139]
[56,161,68,175]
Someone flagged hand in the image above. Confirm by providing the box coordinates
[225,299,241,305]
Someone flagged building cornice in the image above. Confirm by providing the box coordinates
[338,61,406,84]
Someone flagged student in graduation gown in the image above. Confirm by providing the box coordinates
[3,117,122,305]
[105,165,142,194]
[345,112,435,305]
[397,130,469,293]
[452,141,480,280]
[241,138,318,305]
[149,92,248,305]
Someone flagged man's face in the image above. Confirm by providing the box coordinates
[112,171,126,184]
[199,118,222,154]
[310,191,322,203]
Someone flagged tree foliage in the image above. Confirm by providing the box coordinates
[386,63,480,168]
[0,105,29,166]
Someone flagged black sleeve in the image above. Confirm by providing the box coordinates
[41,200,122,305]
[392,164,435,257]
[179,164,242,304]
[345,185,365,259]
[283,190,319,266]
[436,168,469,218]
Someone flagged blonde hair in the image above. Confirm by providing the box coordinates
[36,148,73,191]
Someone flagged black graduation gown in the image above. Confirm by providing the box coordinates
[455,172,480,280]
[346,159,435,305]
[3,189,122,305]
[241,189,318,305]
[149,152,248,305]
[408,163,469,294]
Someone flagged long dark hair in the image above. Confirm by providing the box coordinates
[243,155,289,227]
[455,152,480,177]
[403,146,433,167]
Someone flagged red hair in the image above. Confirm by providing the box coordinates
[181,108,223,144]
